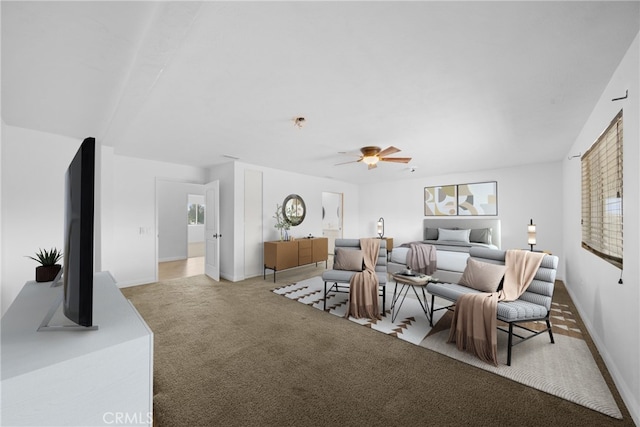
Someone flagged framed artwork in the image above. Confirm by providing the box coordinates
[424,185,458,216]
[457,181,498,216]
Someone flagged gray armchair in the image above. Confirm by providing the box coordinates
[321,238,387,315]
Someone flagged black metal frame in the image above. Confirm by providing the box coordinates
[498,315,554,366]
[428,295,555,366]
[323,281,386,316]
[390,282,431,323]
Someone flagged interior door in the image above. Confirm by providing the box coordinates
[205,180,220,281]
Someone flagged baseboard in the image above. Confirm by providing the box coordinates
[564,282,638,425]
[116,276,157,288]
[158,256,187,263]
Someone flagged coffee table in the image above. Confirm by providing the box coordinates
[390,273,438,323]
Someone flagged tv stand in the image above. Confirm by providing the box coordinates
[37,292,99,331]
[1,272,153,426]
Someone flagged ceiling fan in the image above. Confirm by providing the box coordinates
[336,146,412,170]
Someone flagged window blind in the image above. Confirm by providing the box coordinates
[581,110,623,269]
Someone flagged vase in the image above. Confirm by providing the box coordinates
[36,264,62,282]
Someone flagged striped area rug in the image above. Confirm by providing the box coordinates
[273,275,622,419]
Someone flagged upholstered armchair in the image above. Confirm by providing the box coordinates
[321,238,387,315]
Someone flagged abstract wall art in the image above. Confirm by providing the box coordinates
[424,185,458,216]
[457,181,498,216]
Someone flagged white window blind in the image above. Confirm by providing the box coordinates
[581,110,623,269]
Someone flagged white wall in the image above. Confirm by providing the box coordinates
[208,161,360,282]
[156,180,204,262]
[1,126,83,314]
[562,33,639,425]
[101,151,206,286]
[358,161,564,278]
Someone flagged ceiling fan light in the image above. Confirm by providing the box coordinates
[362,155,378,165]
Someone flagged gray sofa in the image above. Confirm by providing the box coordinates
[321,238,387,315]
[426,247,559,366]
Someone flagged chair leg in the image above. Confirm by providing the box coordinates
[507,323,514,366]
[323,281,328,311]
[546,318,555,344]
[429,294,435,327]
[381,284,386,315]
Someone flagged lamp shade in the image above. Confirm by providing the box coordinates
[376,217,384,238]
[527,219,536,250]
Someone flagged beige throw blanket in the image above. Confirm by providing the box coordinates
[345,238,381,320]
[406,242,437,275]
[447,250,546,365]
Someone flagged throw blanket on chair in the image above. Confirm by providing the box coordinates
[345,238,381,320]
[447,250,546,365]
[400,242,437,275]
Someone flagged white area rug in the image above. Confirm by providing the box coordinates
[273,276,622,419]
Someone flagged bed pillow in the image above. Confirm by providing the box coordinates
[333,248,363,271]
[424,227,439,240]
[437,228,471,243]
[469,228,492,245]
[458,258,507,292]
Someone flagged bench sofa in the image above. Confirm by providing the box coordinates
[426,247,559,366]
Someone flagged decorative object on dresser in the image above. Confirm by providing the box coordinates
[273,203,290,241]
[263,237,328,282]
[26,247,63,283]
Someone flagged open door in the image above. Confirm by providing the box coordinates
[205,180,220,281]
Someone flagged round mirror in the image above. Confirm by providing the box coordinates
[283,194,306,226]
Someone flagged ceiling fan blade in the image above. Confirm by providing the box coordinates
[377,146,401,157]
[334,159,361,166]
[368,163,377,170]
[380,157,412,163]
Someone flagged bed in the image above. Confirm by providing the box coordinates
[388,218,501,283]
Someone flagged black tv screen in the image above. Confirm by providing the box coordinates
[63,137,95,327]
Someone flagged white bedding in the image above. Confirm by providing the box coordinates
[390,247,469,272]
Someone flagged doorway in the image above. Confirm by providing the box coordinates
[322,192,343,255]
[157,180,205,281]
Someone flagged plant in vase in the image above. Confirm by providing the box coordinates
[273,203,290,241]
[26,247,63,282]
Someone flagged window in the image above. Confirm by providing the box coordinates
[188,202,205,225]
[581,110,623,269]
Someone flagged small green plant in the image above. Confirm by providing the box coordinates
[273,203,290,239]
[26,248,63,266]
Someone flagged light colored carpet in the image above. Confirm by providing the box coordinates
[274,276,622,419]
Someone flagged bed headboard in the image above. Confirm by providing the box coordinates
[422,218,501,249]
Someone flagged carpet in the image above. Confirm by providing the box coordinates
[273,276,623,419]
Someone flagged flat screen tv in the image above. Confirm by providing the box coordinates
[62,137,95,327]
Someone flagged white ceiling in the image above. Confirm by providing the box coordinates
[2,1,639,184]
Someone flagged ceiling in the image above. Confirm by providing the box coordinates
[2,1,639,185]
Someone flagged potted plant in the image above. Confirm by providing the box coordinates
[27,248,63,282]
[273,203,290,241]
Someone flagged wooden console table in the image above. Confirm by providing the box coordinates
[264,237,328,282]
